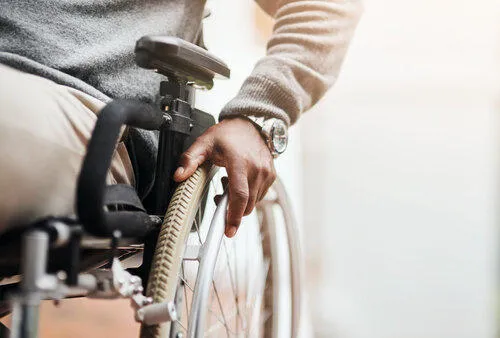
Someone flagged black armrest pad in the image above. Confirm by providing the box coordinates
[135,36,230,88]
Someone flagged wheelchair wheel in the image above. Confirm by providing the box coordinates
[140,165,302,338]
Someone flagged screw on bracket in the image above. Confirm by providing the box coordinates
[163,113,172,126]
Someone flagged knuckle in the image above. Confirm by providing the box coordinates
[181,151,194,161]
[232,188,249,201]
[269,165,277,178]
[238,155,250,166]
[180,152,193,165]
[264,165,274,177]
[255,162,266,173]
[269,170,277,181]
[254,159,272,174]
[204,125,217,136]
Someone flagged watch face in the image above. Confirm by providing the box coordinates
[271,119,288,154]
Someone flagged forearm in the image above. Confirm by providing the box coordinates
[220,0,363,125]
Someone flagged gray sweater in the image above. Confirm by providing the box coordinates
[0,0,362,194]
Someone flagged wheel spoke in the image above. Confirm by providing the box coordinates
[222,238,245,333]
[212,281,231,338]
[182,262,190,321]
[232,238,241,334]
[247,259,270,336]
[193,215,203,245]
[179,272,194,292]
[206,307,240,336]
[175,318,188,333]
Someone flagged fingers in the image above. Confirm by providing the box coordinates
[246,162,276,215]
[213,176,229,206]
[174,136,213,182]
[244,192,257,216]
[225,164,249,238]
[244,172,259,216]
[224,162,276,238]
[257,167,277,202]
[218,157,276,238]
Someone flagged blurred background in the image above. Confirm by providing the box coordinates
[300,0,499,336]
[3,0,499,337]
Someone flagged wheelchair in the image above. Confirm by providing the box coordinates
[0,36,302,338]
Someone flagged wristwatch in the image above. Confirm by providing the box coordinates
[240,115,288,158]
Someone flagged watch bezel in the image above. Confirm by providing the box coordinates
[238,115,288,158]
[261,118,288,157]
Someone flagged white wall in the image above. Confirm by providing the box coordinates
[301,0,500,337]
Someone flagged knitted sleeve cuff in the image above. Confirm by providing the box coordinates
[219,75,300,126]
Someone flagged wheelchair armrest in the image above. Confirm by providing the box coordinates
[77,100,164,237]
[135,36,230,89]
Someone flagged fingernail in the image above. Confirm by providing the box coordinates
[227,227,237,238]
[175,167,184,177]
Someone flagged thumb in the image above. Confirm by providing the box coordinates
[174,136,213,182]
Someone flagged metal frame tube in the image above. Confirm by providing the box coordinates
[274,179,303,338]
[11,230,50,338]
[187,194,228,338]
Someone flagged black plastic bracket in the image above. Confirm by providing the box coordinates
[64,228,82,286]
[146,78,215,216]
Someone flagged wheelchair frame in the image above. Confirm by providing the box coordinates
[0,35,302,338]
[0,35,230,338]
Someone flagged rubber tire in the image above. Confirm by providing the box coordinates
[140,165,211,338]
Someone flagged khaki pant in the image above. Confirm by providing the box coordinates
[0,65,134,231]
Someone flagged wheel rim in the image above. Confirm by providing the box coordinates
[179,171,276,337]
[141,167,297,338]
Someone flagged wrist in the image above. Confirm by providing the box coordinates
[224,114,288,158]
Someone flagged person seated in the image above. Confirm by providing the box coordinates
[0,0,362,237]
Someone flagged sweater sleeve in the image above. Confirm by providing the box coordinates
[219,0,363,126]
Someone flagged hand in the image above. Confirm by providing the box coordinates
[173,117,276,238]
